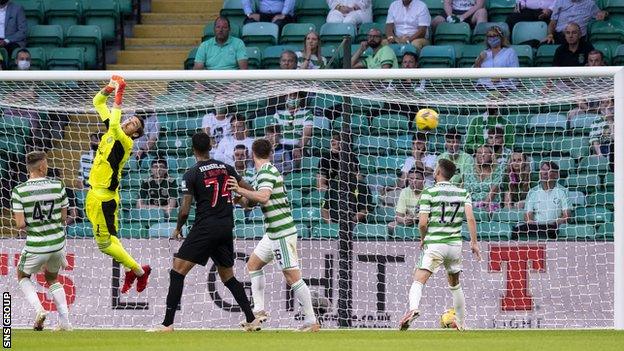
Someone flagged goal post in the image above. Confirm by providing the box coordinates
[0,67,621,330]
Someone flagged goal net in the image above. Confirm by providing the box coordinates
[0,68,620,329]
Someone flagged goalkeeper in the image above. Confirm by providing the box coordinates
[85,75,151,293]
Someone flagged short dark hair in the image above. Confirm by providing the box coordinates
[192,132,212,154]
[488,126,505,137]
[132,115,145,139]
[437,159,457,181]
[403,51,418,62]
[445,128,462,141]
[15,48,30,58]
[26,151,47,169]
[413,131,428,142]
[265,124,281,134]
[234,144,248,151]
[281,50,297,61]
[541,160,560,172]
[588,50,604,60]
[408,167,425,178]
[151,158,167,167]
[252,138,273,159]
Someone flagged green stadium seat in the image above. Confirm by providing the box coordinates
[83,0,119,42]
[511,45,534,67]
[220,0,246,28]
[246,207,264,223]
[434,22,471,45]
[288,189,304,208]
[356,22,383,42]
[295,0,329,29]
[613,44,624,65]
[124,208,164,225]
[65,25,103,69]
[535,44,559,66]
[566,174,601,194]
[487,0,516,22]
[389,43,419,63]
[120,173,142,189]
[304,190,325,207]
[119,189,137,208]
[354,223,388,240]
[492,208,525,222]
[47,47,85,70]
[366,172,398,188]
[233,208,246,224]
[359,155,377,172]
[301,156,320,170]
[472,22,509,43]
[281,23,316,44]
[602,0,624,14]
[570,113,600,135]
[529,113,567,132]
[351,97,384,113]
[18,0,45,28]
[422,0,445,17]
[592,41,614,64]
[66,222,93,238]
[0,135,26,155]
[456,44,485,67]
[118,222,149,239]
[477,222,512,241]
[45,0,82,34]
[393,225,419,240]
[262,45,300,69]
[574,206,613,224]
[371,114,409,134]
[552,137,590,158]
[184,47,197,69]
[313,93,343,110]
[512,21,547,46]
[597,222,614,241]
[246,47,262,69]
[28,25,64,48]
[292,207,323,224]
[578,155,611,173]
[418,45,456,68]
[202,21,240,42]
[372,0,393,18]
[242,22,279,50]
[588,20,624,43]
[234,224,265,239]
[557,224,597,240]
[587,192,614,209]
[605,173,614,191]
[119,0,133,16]
[0,116,30,135]
[252,115,274,134]
[376,156,404,171]
[368,206,396,224]
[532,156,575,176]
[148,222,182,238]
[473,208,492,222]
[355,135,395,155]
[310,223,339,239]
[395,134,412,151]
[157,136,192,156]
[285,171,317,188]
[568,191,587,208]
[320,23,356,45]
[172,156,196,173]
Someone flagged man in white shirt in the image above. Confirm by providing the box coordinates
[214,114,255,166]
[326,1,372,25]
[400,132,437,188]
[432,0,487,30]
[385,0,431,50]
[506,0,554,32]
[202,105,233,148]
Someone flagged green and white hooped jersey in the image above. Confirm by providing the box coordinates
[255,163,297,240]
[11,177,69,254]
[418,181,471,245]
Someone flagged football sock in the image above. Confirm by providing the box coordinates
[19,278,44,313]
[291,279,316,324]
[224,277,255,323]
[99,236,141,273]
[163,270,185,327]
[249,270,265,313]
[450,284,465,327]
[409,281,424,311]
[49,282,69,324]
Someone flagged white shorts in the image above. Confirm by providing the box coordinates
[17,249,66,275]
[417,243,462,274]
[253,234,299,270]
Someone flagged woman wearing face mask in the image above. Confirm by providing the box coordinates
[296,31,327,69]
[474,26,518,90]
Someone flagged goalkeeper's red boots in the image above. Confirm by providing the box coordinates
[136,265,152,293]
[121,270,137,294]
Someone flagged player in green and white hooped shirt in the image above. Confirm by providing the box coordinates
[227,139,319,332]
[12,151,71,331]
[399,159,481,331]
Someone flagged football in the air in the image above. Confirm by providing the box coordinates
[440,308,457,329]
[415,108,439,130]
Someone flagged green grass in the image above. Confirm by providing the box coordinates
[11,329,624,351]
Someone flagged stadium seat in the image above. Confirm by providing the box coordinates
[246,47,262,69]
[19,0,45,28]
[28,25,64,48]
[511,44,534,67]
[578,155,611,173]
[491,208,525,223]
[220,0,246,28]
[157,136,192,156]
[234,224,265,239]
[202,21,240,42]
[434,22,471,45]
[119,0,133,16]
[356,22,383,42]
[472,22,509,43]
[295,0,329,29]
[613,44,624,65]
[310,223,339,239]
[301,156,320,170]
[388,43,419,63]
[46,47,85,70]
[568,191,587,208]
[592,41,614,64]
[246,207,265,223]
[529,113,567,132]
[588,20,624,43]
[355,135,395,155]
[372,0,393,23]
[535,44,559,66]
[366,172,398,188]
[124,208,164,226]
[262,45,300,68]
[65,25,103,69]
[292,207,323,224]
[574,206,613,224]
[148,222,182,238]
[45,0,82,34]
[284,171,317,188]
[418,45,456,68]
[0,116,30,135]
[375,156,405,171]
[393,225,419,240]
[371,114,409,134]
[83,0,119,42]
[570,113,600,135]
[557,224,597,240]
[118,222,149,239]
[477,222,512,241]
[531,156,575,175]
[252,115,274,134]
[333,114,370,135]
[565,174,601,194]
[512,21,547,46]
[320,23,356,45]
[359,155,377,172]
[456,44,485,67]
[288,189,304,208]
[280,23,316,44]
[486,0,516,22]
[553,136,590,159]
[602,0,624,15]
[354,223,388,240]
[597,222,614,241]
[368,206,396,224]
[119,189,137,208]
[242,22,279,50]
[422,0,445,17]
[66,222,93,238]
[184,47,197,69]
[304,190,325,207]
[587,192,614,209]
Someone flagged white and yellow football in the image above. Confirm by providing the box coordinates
[440,308,457,329]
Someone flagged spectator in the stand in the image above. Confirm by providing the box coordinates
[589,99,614,170]
[317,133,360,192]
[502,151,531,209]
[399,132,437,187]
[297,31,328,69]
[0,0,28,59]
[552,22,594,67]
[388,168,424,235]
[194,17,248,70]
[462,145,502,212]
[474,26,519,90]
[402,51,418,68]
[486,126,512,167]
[543,0,607,45]
[14,48,30,70]
[202,103,233,148]
[512,161,571,240]
[137,158,178,217]
[132,90,159,161]
[264,125,293,174]
[352,28,399,68]
[47,167,80,225]
[587,50,606,66]
[567,91,611,122]
[214,114,255,166]
[243,0,295,28]
[385,0,431,50]
[438,128,473,184]
[79,132,102,188]
[279,50,297,69]
[326,1,372,25]
[232,144,256,184]
[506,0,553,32]
[321,172,373,224]
[3,87,49,152]
[465,105,514,154]
[432,0,487,30]
[273,91,313,166]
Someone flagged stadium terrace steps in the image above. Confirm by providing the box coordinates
[106,64,182,70]
[69,114,102,124]
[124,38,201,50]
[116,50,189,64]
[151,0,223,13]
[132,25,205,38]
[48,149,83,189]
[141,13,218,25]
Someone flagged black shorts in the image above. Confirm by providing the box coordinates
[174,225,234,267]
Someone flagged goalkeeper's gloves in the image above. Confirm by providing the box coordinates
[111,75,126,106]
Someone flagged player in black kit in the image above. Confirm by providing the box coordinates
[147,132,261,332]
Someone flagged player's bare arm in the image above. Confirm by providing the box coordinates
[227,176,271,204]
[418,212,429,249]
[464,203,482,261]
[173,194,193,239]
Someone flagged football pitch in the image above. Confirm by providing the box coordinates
[11,329,624,351]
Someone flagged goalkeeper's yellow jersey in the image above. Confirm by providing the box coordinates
[88,92,133,192]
